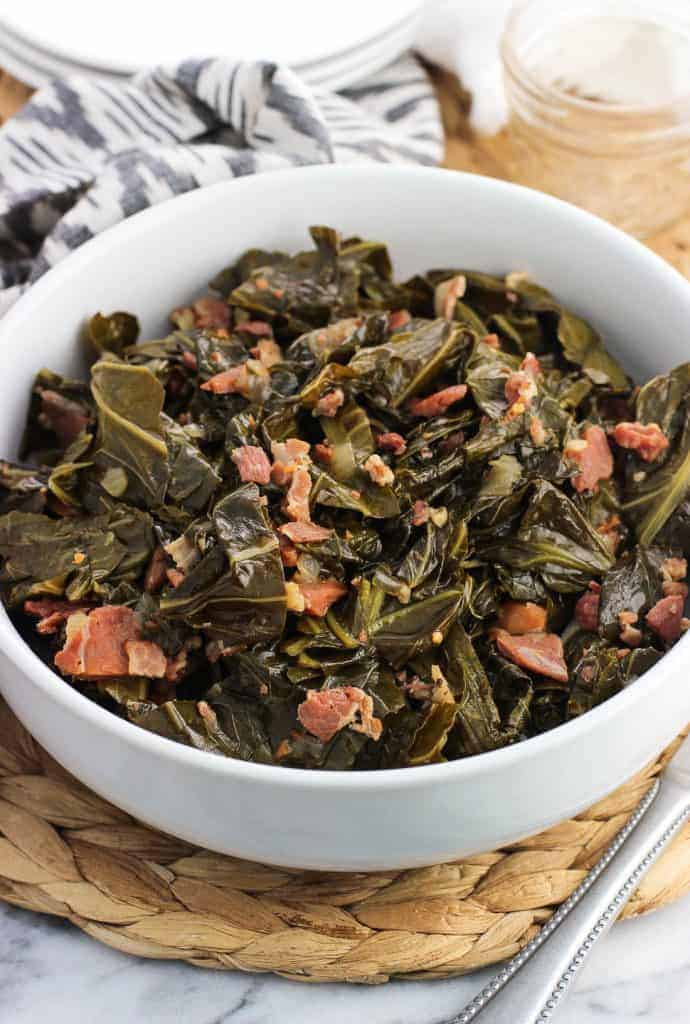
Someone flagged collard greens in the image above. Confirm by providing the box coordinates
[0,227,687,769]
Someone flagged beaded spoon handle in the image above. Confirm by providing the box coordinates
[447,734,690,1024]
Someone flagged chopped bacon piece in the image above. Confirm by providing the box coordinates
[231,444,272,484]
[200,365,246,395]
[270,438,311,482]
[277,531,299,567]
[663,581,689,598]
[37,389,90,448]
[285,466,312,523]
[193,296,231,330]
[125,640,167,678]
[313,442,333,463]
[388,310,411,330]
[434,275,467,319]
[24,598,92,635]
[529,416,547,446]
[363,453,394,487]
[613,421,669,462]
[498,601,548,635]
[504,372,536,411]
[144,546,168,594]
[297,686,382,743]
[482,333,501,349]
[200,360,269,399]
[494,629,569,683]
[235,320,273,338]
[181,350,198,371]
[646,595,685,643]
[520,352,541,377]
[55,606,141,678]
[279,521,333,543]
[297,579,348,616]
[661,557,687,582]
[412,499,430,526]
[565,425,613,493]
[377,432,407,455]
[315,388,345,418]
[575,591,600,631]
[166,568,185,588]
[408,384,468,418]
[249,338,283,368]
[165,649,188,683]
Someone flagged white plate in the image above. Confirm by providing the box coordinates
[0,9,421,92]
[0,0,424,75]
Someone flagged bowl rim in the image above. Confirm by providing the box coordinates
[1,162,689,791]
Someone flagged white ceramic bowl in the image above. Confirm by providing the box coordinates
[0,165,689,871]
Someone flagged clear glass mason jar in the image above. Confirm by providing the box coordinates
[500,0,690,238]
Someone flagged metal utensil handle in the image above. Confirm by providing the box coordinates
[449,776,690,1024]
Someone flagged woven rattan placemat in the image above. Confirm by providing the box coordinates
[0,697,687,983]
[1,64,690,984]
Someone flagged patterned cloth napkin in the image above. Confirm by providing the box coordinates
[0,55,443,314]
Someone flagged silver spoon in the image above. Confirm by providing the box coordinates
[445,732,690,1024]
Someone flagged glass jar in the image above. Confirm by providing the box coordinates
[500,0,690,238]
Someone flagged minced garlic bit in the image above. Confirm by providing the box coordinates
[430,506,448,528]
[285,581,306,613]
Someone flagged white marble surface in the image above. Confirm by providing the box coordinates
[1,891,689,1023]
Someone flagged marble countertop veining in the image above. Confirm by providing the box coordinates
[2,893,690,1023]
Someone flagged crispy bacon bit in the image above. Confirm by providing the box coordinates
[434,274,467,319]
[297,686,382,743]
[297,579,348,617]
[377,432,407,456]
[407,384,468,418]
[661,557,687,582]
[249,338,283,368]
[55,606,141,678]
[620,622,642,647]
[144,546,168,594]
[270,438,311,487]
[181,350,198,371]
[521,352,541,377]
[278,521,333,543]
[125,640,167,678]
[504,372,536,412]
[529,415,547,446]
[37,389,90,448]
[597,514,622,554]
[231,444,272,484]
[200,360,269,398]
[388,310,411,330]
[412,499,430,526]
[483,333,501,349]
[166,568,185,588]
[24,598,92,635]
[498,601,548,635]
[235,320,273,338]
[285,466,312,523]
[255,276,270,291]
[313,442,333,463]
[277,531,299,567]
[646,595,685,643]
[315,388,345,418]
[565,425,613,493]
[364,453,394,487]
[663,580,689,598]
[575,591,600,632]
[613,421,669,462]
[494,629,569,683]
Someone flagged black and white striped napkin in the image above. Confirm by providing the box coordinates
[0,55,443,314]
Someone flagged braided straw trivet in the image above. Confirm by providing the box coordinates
[0,698,688,984]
